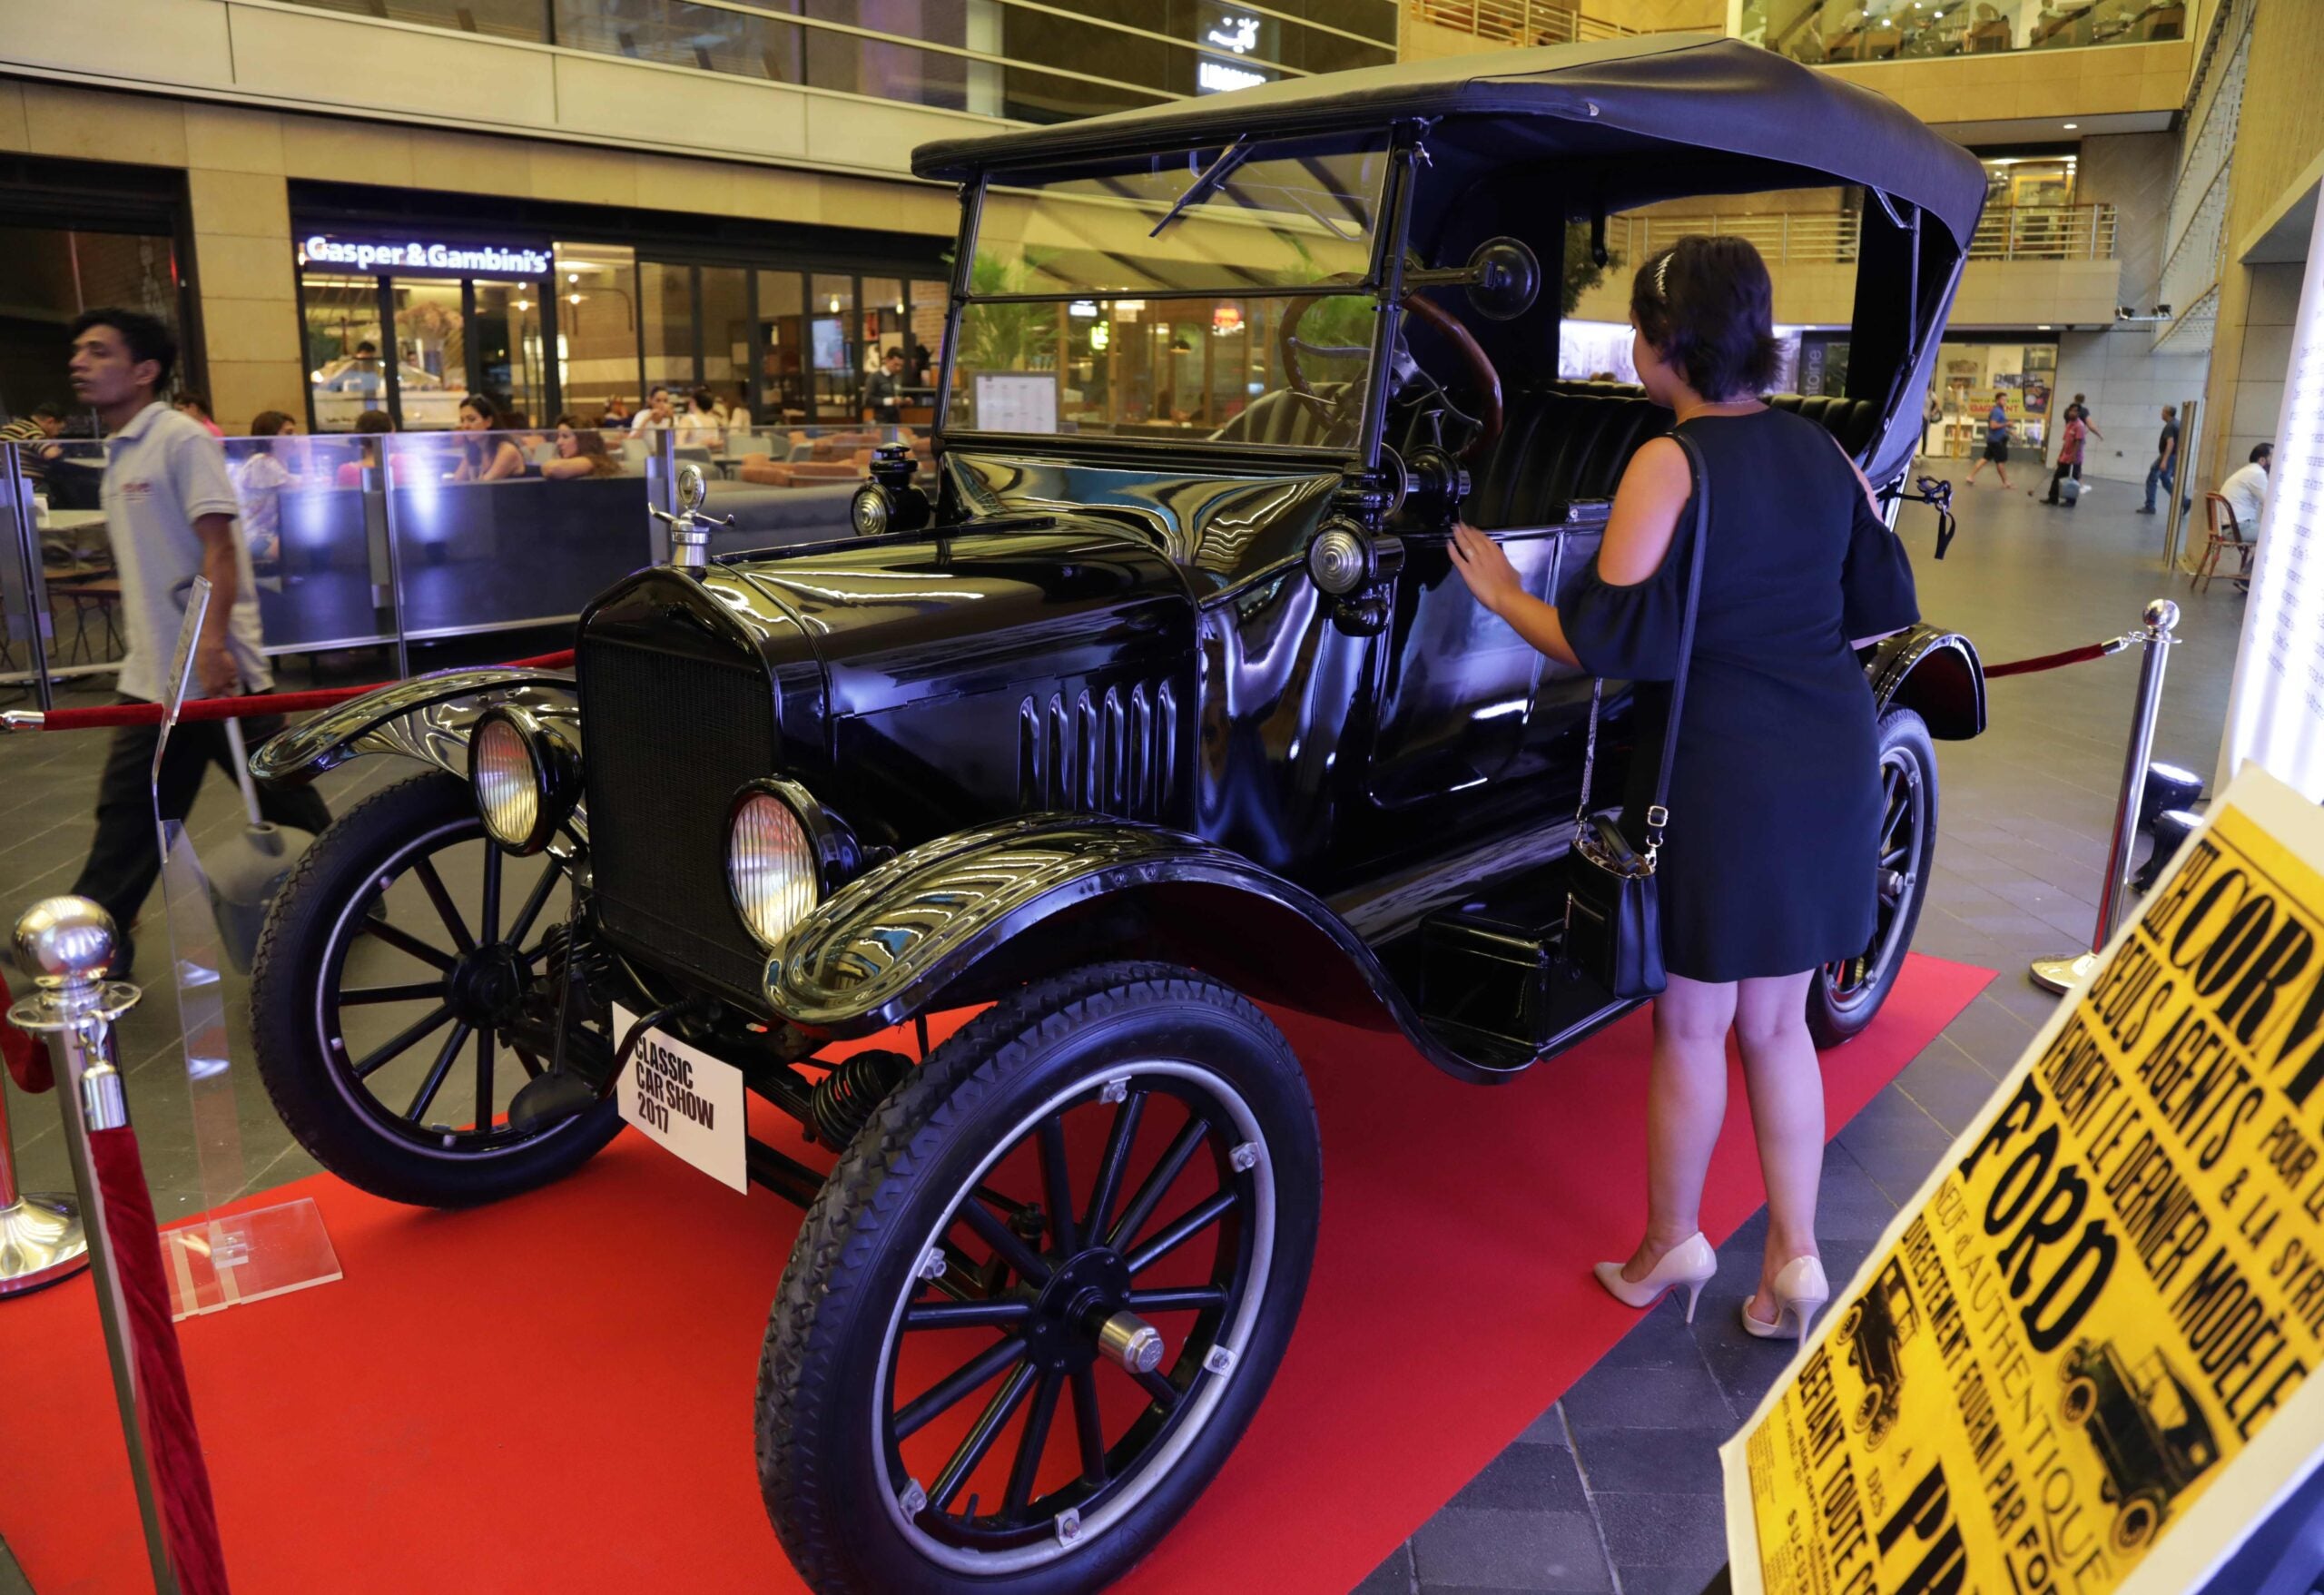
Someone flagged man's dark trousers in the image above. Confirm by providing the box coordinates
[69,704,331,969]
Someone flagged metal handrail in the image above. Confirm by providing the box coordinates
[1614,202,2118,266]
[1407,0,1641,46]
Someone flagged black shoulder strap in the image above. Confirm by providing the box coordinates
[1642,429,1711,860]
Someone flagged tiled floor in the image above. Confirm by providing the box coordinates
[0,470,2245,1591]
[1355,469,2248,1595]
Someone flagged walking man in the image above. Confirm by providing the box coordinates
[61,308,329,976]
[2043,406,2087,508]
[2140,405,2181,514]
[1965,390,2014,488]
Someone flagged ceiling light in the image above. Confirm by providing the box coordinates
[2038,323,2052,330]
[2063,123,2078,130]
[568,292,582,305]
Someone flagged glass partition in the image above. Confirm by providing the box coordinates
[1751,0,2185,61]
[555,243,640,425]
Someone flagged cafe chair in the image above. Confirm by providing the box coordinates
[2192,492,2254,595]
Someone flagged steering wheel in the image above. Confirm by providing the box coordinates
[1277,281,1504,459]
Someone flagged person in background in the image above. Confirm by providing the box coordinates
[2218,441,2271,546]
[173,391,225,438]
[1965,390,2013,488]
[541,416,624,479]
[2042,406,2087,508]
[451,392,527,482]
[2140,404,2181,514]
[599,394,634,427]
[629,386,675,433]
[863,348,907,422]
[344,340,386,399]
[333,409,394,487]
[55,308,329,976]
[677,387,724,450]
[908,340,932,384]
[1,400,67,445]
[232,409,302,561]
[1921,390,1942,457]
[2067,391,2102,445]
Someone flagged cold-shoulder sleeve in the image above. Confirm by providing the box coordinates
[1560,508,1695,683]
[1841,492,1920,641]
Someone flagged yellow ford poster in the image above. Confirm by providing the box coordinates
[1723,766,2324,1595]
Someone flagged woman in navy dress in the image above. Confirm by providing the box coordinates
[1449,235,1919,1342]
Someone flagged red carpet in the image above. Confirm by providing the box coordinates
[0,954,1990,1594]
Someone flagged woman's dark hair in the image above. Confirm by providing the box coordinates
[691,387,716,412]
[460,393,507,468]
[460,392,503,426]
[556,412,622,476]
[353,409,393,435]
[249,409,294,439]
[1629,236,1781,401]
[68,308,177,392]
[176,391,212,418]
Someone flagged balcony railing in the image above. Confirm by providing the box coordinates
[1614,203,2116,266]
[1407,0,1641,48]
[1748,0,2186,64]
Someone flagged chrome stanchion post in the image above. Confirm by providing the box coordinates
[2031,598,2181,993]
[5,897,177,1595]
[0,1039,88,1295]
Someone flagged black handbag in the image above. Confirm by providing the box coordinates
[1563,431,1711,1000]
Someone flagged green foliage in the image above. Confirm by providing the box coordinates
[1561,221,1619,317]
[960,251,1060,371]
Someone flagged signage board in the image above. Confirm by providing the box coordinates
[1723,765,2324,1595]
[300,234,553,277]
[2221,199,2324,801]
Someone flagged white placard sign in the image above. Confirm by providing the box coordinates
[2221,199,2324,800]
[615,1004,747,1192]
[974,372,1059,434]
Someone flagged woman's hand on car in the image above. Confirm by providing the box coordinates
[1449,522,1522,614]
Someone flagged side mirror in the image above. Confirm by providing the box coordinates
[1464,238,1540,322]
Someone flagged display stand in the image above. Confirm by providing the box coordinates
[149,578,341,1319]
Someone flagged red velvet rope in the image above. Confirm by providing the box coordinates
[90,1126,232,1595]
[0,969,49,1093]
[22,650,574,732]
[1981,642,2114,679]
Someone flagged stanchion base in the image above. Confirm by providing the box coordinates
[2029,950,2100,994]
[0,1191,90,1295]
[161,1196,342,1320]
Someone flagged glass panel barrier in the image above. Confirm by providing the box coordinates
[1753,0,2186,62]
[222,433,399,657]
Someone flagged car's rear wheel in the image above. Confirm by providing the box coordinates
[250,772,621,1207]
[758,961,1320,1594]
[1809,709,1938,1048]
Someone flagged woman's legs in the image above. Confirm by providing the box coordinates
[1734,970,1824,1319]
[1621,974,1738,1284]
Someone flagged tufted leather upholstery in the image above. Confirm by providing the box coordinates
[1455,382,1883,528]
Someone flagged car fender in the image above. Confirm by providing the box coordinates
[1867,624,1984,740]
[770,813,1528,1080]
[250,666,580,809]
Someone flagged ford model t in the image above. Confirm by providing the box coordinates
[247,34,1988,1593]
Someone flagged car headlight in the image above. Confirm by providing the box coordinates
[727,780,853,950]
[851,483,891,537]
[468,705,578,855]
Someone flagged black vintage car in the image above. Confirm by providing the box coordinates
[2060,1339,2221,1554]
[248,35,1988,1593]
[1837,1256,1920,1449]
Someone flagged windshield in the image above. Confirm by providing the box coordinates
[947,136,1391,451]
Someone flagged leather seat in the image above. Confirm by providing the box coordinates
[1454,382,1883,529]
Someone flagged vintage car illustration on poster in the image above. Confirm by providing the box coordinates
[2059,1339,2221,1554]
[1836,1255,1920,1450]
[245,34,1989,1594]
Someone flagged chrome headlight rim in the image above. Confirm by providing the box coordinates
[850,482,891,537]
[724,778,857,950]
[468,704,577,856]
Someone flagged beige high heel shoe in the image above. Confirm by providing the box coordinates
[1740,1255,1830,1346]
[1592,1233,1718,1324]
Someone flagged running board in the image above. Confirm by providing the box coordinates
[1407,861,1636,1068]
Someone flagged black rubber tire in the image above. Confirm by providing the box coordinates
[757,961,1321,1595]
[249,770,621,1207]
[1808,708,1940,1049]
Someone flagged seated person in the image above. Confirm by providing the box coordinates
[333,409,397,487]
[450,393,528,482]
[233,409,304,562]
[676,387,724,451]
[2218,441,2270,543]
[541,416,624,479]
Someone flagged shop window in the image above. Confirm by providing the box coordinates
[387,278,468,429]
[757,271,808,424]
[641,261,697,402]
[699,265,752,418]
[0,224,182,432]
[1928,340,2058,459]
[303,273,387,434]
[810,272,857,422]
[555,243,640,425]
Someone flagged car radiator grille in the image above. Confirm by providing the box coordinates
[578,640,778,1002]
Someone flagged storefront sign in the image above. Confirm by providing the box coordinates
[1724,766,2324,1595]
[300,234,552,277]
[2221,200,2324,801]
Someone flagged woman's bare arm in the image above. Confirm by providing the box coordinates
[1827,430,1912,648]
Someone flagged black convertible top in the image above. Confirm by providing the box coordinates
[913,34,1985,249]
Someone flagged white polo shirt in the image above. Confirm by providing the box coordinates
[2219,461,2270,542]
[102,400,271,703]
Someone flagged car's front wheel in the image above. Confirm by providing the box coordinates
[1809,708,1939,1048]
[757,961,1321,1594]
